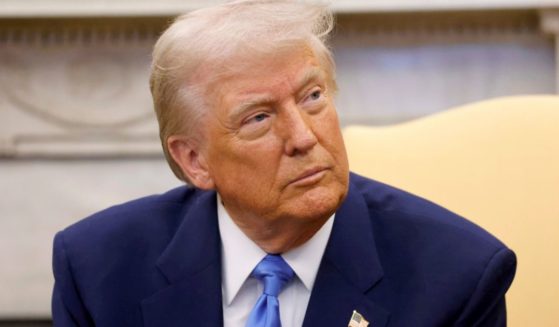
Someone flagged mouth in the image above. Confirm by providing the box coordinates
[289,167,329,187]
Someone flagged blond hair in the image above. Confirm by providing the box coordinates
[150,0,336,181]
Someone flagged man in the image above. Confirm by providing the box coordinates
[52,1,516,326]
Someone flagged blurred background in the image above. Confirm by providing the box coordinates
[0,0,558,325]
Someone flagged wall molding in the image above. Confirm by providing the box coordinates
[0,0,558,17]
[334,10,542,45]
[0,18,164,47]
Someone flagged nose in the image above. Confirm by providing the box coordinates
[281,104,318,156]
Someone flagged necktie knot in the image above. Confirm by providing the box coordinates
[251,254,294,297]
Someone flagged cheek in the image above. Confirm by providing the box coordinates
[316,111,346,152]
[212,137,284,183]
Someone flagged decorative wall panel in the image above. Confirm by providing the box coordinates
[0,19,166,158]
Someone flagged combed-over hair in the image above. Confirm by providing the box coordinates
[150,0,336,182]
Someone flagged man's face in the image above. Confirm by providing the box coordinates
[199,47,349,228]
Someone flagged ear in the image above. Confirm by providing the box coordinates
[167,135,215,190]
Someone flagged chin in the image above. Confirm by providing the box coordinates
[292,184,346,221]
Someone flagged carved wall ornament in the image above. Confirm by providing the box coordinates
[0,47,155,129]
[0,20,165,158]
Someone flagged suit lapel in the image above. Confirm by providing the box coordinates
[141,190,223,327]
[303,180,390,327]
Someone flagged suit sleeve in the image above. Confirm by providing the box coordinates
[454,247,517,327]
[52,231,93,326]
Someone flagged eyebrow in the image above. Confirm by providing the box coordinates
[295,67,326,93]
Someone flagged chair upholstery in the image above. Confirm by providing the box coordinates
[343,95,559,327]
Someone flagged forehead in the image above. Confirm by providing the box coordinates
[205,48,326,104]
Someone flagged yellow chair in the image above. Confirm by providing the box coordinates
[343,95,559,327]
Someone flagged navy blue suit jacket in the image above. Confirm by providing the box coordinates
[52,173,516,326]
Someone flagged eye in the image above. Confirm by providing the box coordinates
[309,90,322,100]
[303,87,325,104]
[253,113,268,122]
[238,111,273,139]
[244,112,269,125]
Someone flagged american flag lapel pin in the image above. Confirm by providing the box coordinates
[348,310,369,327]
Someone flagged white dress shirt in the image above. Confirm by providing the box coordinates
[217,197,334,327]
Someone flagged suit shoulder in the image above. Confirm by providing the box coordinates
[59,186,204,250]
[349,172,507,251]
[347,175,516,325]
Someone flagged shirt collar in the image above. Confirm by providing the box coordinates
[217,195,335,305]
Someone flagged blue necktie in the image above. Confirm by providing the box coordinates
[246,254,295,327]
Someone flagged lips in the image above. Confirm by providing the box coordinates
[289,167,328,186]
